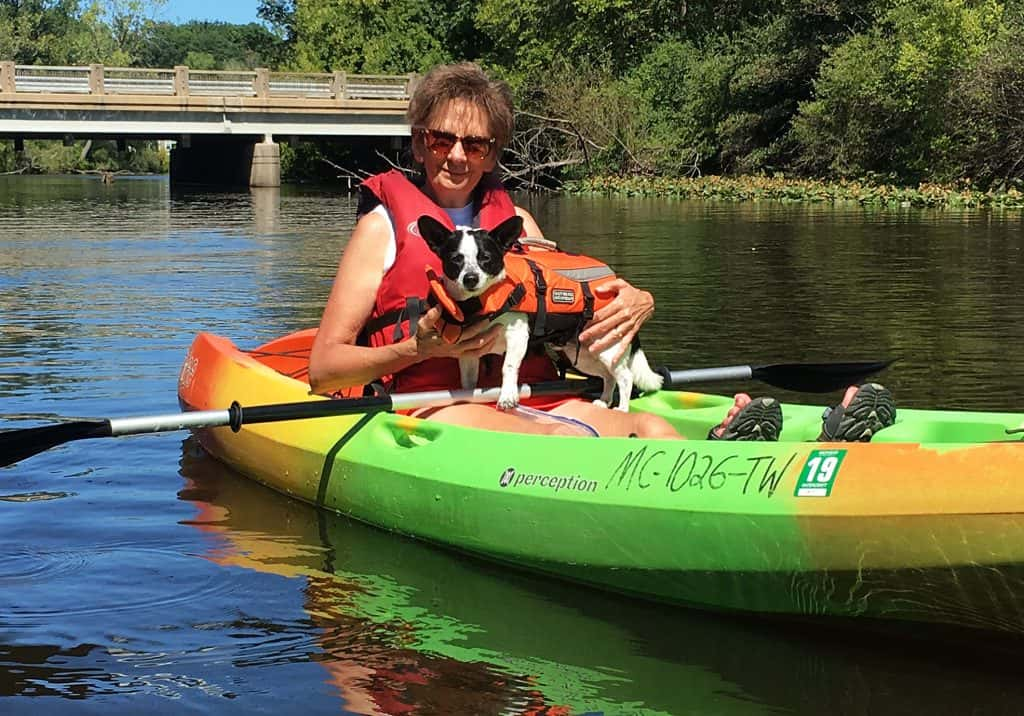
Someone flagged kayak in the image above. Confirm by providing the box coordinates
[178,329,1024,641]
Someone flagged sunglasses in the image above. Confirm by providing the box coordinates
[413,127,496,160]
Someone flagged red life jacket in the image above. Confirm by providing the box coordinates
[358,170,559,393]
[426,242,618,346]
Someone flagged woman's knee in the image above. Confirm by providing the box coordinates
[628,412,682,439]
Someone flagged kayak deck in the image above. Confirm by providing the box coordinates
[179,330,1024,639]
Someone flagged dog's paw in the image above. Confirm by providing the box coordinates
[591,399,609,409]
[497,389,520,410]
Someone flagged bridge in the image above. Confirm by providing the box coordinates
[0,63,415,187]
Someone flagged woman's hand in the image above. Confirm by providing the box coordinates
[414,305,502,360]
[578,279,655,363]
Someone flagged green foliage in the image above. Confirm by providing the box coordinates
[508,60,645,179]
[793,0,1005,182]
[286,0,454,73]
[627,39,734,175]
[183,50,217,70]
[570,174,1024,209]
[943,31,1024,186]
[138,21,281,69]
[64,1,129,64]
[0,0,82,63]
[0,140,168,174]
[475,0,689,78]
[103,0,166,63]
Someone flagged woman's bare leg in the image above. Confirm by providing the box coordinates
[548,400,683,438]
[417,394,755,440]
[412,403,584,435]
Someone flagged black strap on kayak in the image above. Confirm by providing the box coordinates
[317,413,376,507]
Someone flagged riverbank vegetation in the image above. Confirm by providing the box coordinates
[570,175,1024,209]
[3,0,1023,204]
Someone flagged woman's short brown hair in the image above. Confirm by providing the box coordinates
[407,62,514,151]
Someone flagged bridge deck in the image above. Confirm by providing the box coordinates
[0,64,414,138]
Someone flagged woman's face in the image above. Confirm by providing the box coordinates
[413,98,498,207]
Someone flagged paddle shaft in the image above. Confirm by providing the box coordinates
[101,379,598,438]
[666,366,755,384]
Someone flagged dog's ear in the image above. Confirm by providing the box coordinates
[489,216,524,253]
[417,215,452,254]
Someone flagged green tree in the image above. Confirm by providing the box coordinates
[103,0,165,62]
[285,0,454,72]
[0,0,81,64]
[64,1,128,64]
[792,0,1004,181]
[138,21,281,69]
[475,0,690,80]
[943,31,1024,186]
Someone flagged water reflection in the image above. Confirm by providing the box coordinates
[179,438,1024,715]
[251,187,281,236]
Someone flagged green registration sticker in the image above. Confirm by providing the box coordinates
[794,449,847,497]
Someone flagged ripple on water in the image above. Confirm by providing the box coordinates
[0,546,242,620]
[0,491,74,503]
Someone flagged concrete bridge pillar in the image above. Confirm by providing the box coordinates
[249,139,281,188]
[170,136,280,188]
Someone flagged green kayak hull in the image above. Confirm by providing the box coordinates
[179,330,1024,639]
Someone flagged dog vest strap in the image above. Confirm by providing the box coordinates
[504,283,527,311]
[580,280,595,322]
[525,259,548,338]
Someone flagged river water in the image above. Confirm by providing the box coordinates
[2,175,1024,714]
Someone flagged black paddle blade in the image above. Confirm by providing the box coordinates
[0,420,113,468]
[751,360,895,393]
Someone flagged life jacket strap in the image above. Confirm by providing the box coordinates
[360,297,429,344]
[400,297,421,342]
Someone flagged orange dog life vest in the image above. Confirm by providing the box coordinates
[428,242,618,345]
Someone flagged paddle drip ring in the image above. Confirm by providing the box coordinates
[229,401,243,432]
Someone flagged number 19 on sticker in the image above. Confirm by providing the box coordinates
[794,449,846,497]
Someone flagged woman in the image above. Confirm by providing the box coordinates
[308,62,699,437]
[308,62,873,440]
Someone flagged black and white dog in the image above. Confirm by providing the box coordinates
[418,215,663,411]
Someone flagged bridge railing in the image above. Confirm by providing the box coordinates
[0,63,416,101]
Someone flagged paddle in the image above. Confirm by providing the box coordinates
[0,379,597,468]
[660,359,894,394]
[0,359,890,467]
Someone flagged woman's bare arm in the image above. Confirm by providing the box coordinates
[309,212,501,395]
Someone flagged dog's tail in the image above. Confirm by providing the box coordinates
[629,347,664,394]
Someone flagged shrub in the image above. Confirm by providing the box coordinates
[793,0,1004,181]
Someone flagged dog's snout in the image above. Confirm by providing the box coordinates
[462,273,480,290]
